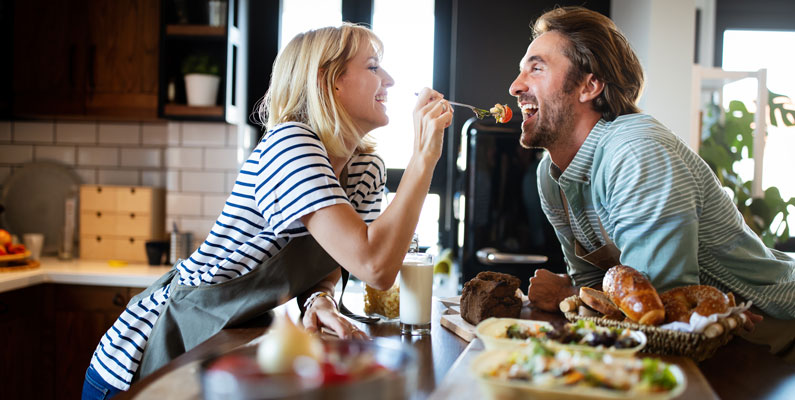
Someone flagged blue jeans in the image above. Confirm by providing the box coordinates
[82,365,121,400]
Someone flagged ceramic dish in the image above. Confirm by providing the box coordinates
[476,318,647,356]
[471,346,686,400]
[201,338,417,400]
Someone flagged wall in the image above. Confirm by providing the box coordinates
[611,0,696,144]
[0,119,243,251]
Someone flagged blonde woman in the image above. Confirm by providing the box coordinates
[82,23,451,399]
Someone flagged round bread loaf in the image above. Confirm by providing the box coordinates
[603,265,665,325]
[660,285,735,323]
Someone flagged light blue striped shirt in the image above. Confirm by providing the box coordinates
[538,113,795,319]
[90,122,385,390]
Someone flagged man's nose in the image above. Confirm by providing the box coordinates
[509,76,527,97]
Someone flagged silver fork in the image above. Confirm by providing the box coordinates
[414,93,492,119]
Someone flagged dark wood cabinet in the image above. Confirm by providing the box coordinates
[158,0,248,124]
[12,0,159,120]
[0,284,143,399]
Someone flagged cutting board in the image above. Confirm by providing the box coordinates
[429,338,719,400]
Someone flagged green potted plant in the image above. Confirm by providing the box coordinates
[181,54,220,106]
[700,91,795,247]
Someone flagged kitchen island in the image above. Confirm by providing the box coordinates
[115,292,795,400]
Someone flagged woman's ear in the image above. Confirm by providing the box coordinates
[579,73,604,103]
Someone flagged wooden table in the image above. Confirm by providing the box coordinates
[117,296,795,400]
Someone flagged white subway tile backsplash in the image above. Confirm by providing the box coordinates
[74,168,97,184]
[98,123,141,145]
[166,171,180,191]
[182,122,226,147]
[203,148,238,170]
[141,170,166,187]
[179,217,216,239]
[226,171,239,192]
[202,194,228,217]
[181,171,226,193]
[0,121,11,142]
[165,147,203,169]
[98,169,140,186]
[142,123,169,145]
[13,121,54,143]
[78,147,119,166]
[167,192,202,216]
[35,145,76,165]
[167,122,181,146]
[0,144,34,164]
[56,122,97,144]
[226,124,237,147]
[121,148,162,168]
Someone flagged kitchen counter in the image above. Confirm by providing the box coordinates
[116,293,795,400]
[0,257,166,294]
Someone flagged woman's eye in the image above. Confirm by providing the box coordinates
[368,66,379,72]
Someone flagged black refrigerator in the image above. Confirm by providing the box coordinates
[458,116,566,293]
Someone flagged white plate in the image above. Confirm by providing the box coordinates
[475,317,646,356]
[471,348,686,400]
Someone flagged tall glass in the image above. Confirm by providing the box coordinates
[399,252,434,335]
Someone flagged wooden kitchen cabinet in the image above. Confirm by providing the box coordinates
[53,284,140,400]
[12,0,159,120]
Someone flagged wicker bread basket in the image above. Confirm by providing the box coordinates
[561,295,737,361]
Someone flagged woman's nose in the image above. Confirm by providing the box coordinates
[382,69,395,87]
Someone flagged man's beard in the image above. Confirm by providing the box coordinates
[519,94,575,149]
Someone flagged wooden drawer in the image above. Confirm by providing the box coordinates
[114,211,154,237]
[114,236,147,263]
[117,186,154,213]
[79,235,115,260]
[80,185,118,211]
[79,211,118,236]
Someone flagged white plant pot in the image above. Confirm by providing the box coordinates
[184,73,220,106]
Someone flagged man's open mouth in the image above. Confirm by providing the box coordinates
[521,103,538,119]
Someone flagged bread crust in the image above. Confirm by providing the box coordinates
[460,271,522,325]
[660,285,735,323]
[603,265,665,325]
[579,286,624,320]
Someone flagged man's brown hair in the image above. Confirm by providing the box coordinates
[533,6,644,121]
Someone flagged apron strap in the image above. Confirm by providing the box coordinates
[560,187,615,247]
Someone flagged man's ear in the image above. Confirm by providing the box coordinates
[579,73,604,103]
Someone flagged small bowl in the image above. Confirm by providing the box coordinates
[476,317,647,356]
[200,338,417,400]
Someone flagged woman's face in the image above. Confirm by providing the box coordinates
[335,44,395,135]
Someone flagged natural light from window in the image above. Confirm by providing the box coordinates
[722,30,795,228]
[279,0,342,51]
[370,0,435,169]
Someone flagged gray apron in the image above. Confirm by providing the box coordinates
[561,189,621,271]
[131,165,352,381]
[130,235,342,381]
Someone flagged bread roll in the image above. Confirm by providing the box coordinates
[603,265,665,325]
[460,271,522,325]
[579,287,624,320]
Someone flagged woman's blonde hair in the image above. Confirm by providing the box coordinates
[255,23,382,157]
[533,7,644,121]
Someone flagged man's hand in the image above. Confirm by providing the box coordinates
[527,269,577,312]
[302,295,369,340]
[742,309,764,332]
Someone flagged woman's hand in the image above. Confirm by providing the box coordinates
[302,295,369,340]
[413,88,453,166]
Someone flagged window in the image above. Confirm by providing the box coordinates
[279,0,342,51]
[721,30,795,228]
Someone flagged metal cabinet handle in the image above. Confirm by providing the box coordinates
[112,293,126,307]
[476,247,548,265]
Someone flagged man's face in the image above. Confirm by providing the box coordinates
[509,31,579,149]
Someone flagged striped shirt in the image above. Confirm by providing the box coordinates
[90,122,386,390]
[538,113,795,319]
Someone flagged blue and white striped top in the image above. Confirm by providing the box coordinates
[538,113,795,319]
[89,122,386,390]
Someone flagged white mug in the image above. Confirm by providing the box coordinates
[23,233,45,260]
